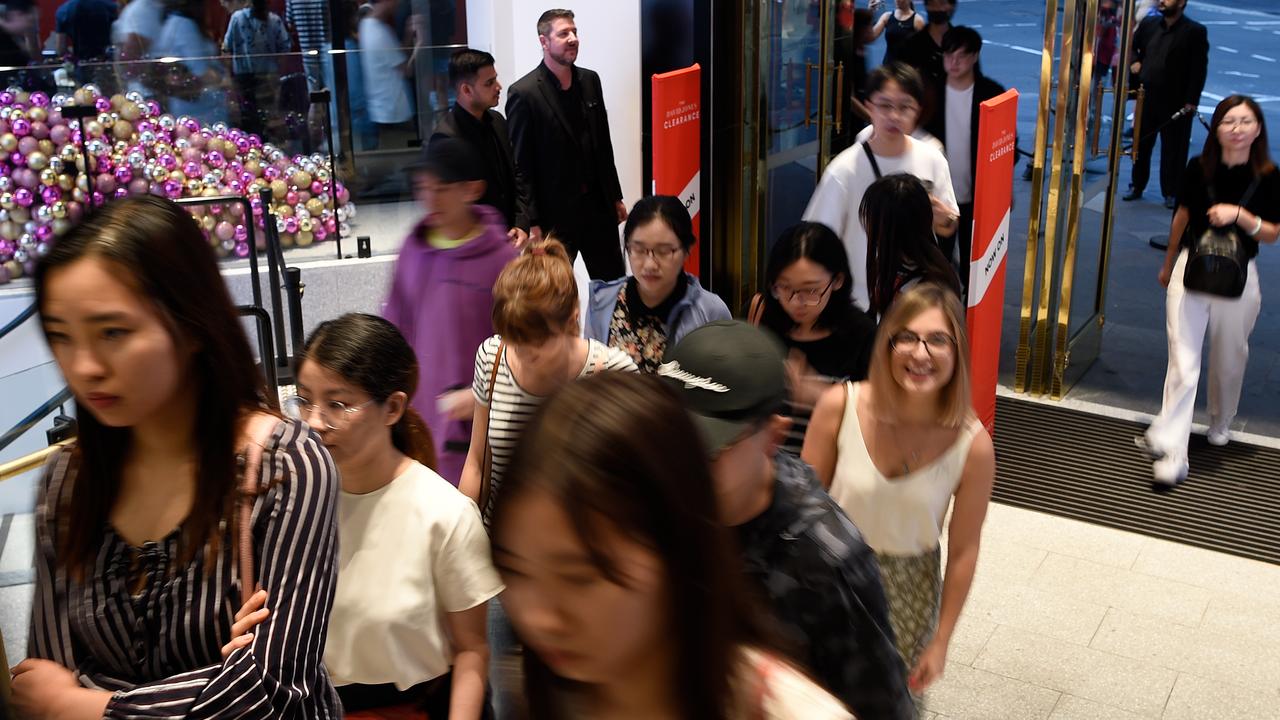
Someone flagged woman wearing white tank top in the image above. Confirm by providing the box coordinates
[802,283,994,705]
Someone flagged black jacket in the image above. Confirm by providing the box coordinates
[431,104,535,231]
[924,73,1007,195]
[505,62,624,229]
[1131,14,1209,108]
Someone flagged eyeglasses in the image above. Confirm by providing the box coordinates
[1220,118,1258,131]
[869,100,920,117]
[626,244,684,262]
[283,395,376,430]
[890,330,956,357]
[771,279,835,306]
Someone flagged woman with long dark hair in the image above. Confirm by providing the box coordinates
[291,313,501,718]
[12,195,340,717]
[862,173,960,319]
[748,222,877,456]
[491,372,851,719]
[584,195,730,372]
[1146,96,1280,486]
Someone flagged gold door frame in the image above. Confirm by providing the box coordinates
[722,0,838,313]
[1015,0,1136,398]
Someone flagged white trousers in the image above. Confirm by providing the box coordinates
[1146,250,1262,459]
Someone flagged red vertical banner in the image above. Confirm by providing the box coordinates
[967,89,1019,434]
[651,65,702,276]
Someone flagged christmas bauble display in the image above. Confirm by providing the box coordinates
[0,86,356,283]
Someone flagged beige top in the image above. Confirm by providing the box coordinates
[829,383,981,556]
[324,461,504,689]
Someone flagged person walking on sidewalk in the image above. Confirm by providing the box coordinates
[1145,96,1280,487]
[1122,0,1208,209]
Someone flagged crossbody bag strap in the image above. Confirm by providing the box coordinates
[479,340,505,516]
[747,293,765,326]
[862,141,883,179]
[237,413,279,606]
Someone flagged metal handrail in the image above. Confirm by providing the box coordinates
[0,303,35,342]
[0,440,72,483]
[0,386,72,455]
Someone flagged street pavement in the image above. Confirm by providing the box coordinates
[866,0,1280,438]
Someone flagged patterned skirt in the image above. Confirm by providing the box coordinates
[875,546,943,670]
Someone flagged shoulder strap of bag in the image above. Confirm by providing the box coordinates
[1240,175,1262,208]
[237,413,279,606]
[862,141,883,179]
[747,293,765,326]
[479,340,505,516]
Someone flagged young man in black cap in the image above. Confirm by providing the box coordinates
[660,320,914,720]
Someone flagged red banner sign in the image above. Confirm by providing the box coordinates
[967,89,1019,434]
[651,64,702,276]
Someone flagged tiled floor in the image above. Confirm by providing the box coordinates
[3,501,1278,719]
[921,503,1280,720]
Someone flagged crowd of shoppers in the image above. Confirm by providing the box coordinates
[10,2,1276,718]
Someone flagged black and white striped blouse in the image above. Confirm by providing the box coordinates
[471,335,638,527]
[28,419,343,718]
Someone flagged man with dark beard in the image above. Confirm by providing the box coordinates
[1123,0,1208,209]
[506,8,629,280]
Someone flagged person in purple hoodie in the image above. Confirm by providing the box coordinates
[384,137,518,486]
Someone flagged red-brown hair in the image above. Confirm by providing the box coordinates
[491,238,579,343]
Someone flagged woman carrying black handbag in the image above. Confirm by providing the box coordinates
[1147,96,1280,486]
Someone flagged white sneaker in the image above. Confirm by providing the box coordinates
[1207,422,1232,447]
[1152,455,1188,487]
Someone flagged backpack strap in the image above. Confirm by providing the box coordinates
[236,413,280,606]
[862,141,883,179]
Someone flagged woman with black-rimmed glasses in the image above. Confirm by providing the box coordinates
[747,222,878,456]
[583,195,730,372]
[803,283,994,704]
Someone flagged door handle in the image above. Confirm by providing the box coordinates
[833,61,844,134]
[804,62,818,128]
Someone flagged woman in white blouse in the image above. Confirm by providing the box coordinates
[291,313,503,718]
[803,283,994,700]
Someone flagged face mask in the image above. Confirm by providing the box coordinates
[927,9,952,24]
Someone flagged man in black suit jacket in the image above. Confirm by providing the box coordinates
[506,8,629,279]
[924,26,1005,296]
[1123,0,1208,208]
[431,48,536,245]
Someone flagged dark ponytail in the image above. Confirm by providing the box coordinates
[299,313,438,470]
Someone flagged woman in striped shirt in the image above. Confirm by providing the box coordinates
[12,196,341,718]
[457,238,635,719]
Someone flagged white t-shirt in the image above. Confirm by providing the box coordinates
[803,135,958,310]
[737,648,853,719]
[945,83,976,203]
[358,16,413,124]
[324,461,504,689]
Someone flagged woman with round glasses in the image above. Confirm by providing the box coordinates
[583,195,730,372]
[863,173,962,319]
[1146,95,1280,486]
[802,283,994,700]
[747,222,878,456]
[291,313,502,718]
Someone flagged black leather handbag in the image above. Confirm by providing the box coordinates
[1182,177,1260,298]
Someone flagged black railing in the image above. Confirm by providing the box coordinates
[0,386,72,455]
[0,303,35,343]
